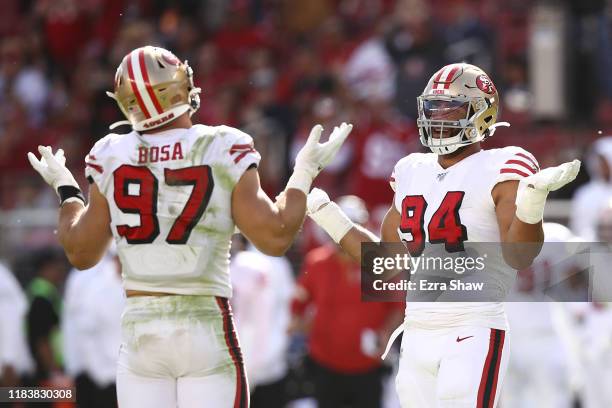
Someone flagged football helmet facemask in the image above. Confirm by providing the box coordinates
[107,46,201,131]
[417,63,509,155]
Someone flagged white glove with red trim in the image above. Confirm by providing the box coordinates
[515,159,581,224]
[286,123,352,194]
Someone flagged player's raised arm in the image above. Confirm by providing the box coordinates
[232,123,352,256]
[492,159,581,269]
[27,146,113,269]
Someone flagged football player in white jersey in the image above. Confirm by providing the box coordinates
[306,63,580,408]
[26,45,352,408]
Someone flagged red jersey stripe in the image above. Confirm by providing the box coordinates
[230,143,252,149]
[500,168,530,178]
[86,162,103,174]
[504,159,537,174]
[515,152,539,170]
[230,147,254,154]
[233,149,255,164]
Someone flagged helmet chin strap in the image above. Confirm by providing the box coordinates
[487,121,510,137]
[109,120,132,130]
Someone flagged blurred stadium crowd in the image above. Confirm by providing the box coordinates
[1,0,612,407]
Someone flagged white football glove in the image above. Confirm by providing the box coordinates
[515,159,581,224]
[28,145,83,205]
[307,188,354,243]
[286,122,352,194]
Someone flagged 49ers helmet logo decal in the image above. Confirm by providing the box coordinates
[161,51,180,66]
[475,74,496,94]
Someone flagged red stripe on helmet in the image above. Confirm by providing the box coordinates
[126,52,151,118]
[138,49,164,115]
[433,68,445,82]
[443,66,460,89]
[432,68,446,90]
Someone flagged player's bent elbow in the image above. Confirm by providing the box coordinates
[258,242,290,257]
[501,249,539,270]
[252,236,292,257]
[64,250,99,270]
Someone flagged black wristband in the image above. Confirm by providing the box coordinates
[57,185,86,206]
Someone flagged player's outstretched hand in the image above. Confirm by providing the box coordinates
[27,145,80,192]
[523,159,581,192]
[286,123,353,194]
[516,159,581,224]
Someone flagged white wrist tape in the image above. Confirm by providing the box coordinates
[309,202,354,243]
[286,168,314,195]
[515,182,548,224]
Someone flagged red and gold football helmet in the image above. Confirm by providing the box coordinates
[417,63,509,155]
[107,46,201,131]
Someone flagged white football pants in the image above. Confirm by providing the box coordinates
[116,295,248,408]
[396,326,509,408]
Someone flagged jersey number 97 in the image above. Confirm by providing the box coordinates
[112,165,214,244]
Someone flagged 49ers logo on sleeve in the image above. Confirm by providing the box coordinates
[476,74,496,94]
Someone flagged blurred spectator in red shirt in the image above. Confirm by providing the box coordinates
[291,195,404,408]
[34,0,92,69]
[212,1,270,71]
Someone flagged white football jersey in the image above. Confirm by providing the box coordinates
[391,146,540,330]
[85,125,261,297]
